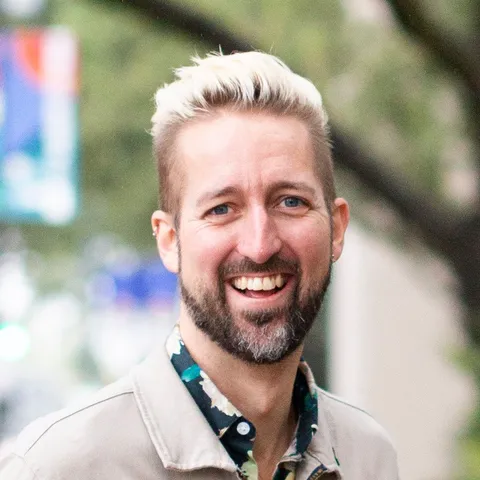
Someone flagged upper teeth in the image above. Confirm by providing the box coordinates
[232,275,286,291]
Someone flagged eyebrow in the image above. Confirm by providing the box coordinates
[196,186,242,208]
[267,181,319,199]
[196,181,319,208]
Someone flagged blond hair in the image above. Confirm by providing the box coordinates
[151,51,335,214]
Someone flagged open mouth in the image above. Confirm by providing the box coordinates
[230,274,289,297]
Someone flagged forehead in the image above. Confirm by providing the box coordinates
[174,111,321,203]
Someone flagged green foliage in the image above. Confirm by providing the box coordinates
[424,0,478,42]
[460,437,480,480]
[451,342,480,479]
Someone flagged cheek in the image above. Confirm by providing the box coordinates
[179,229,234,280]
[300,232,329,254]
[286,224,332,278]
[288,222,331,256]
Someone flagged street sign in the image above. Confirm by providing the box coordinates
[0,28,79,224]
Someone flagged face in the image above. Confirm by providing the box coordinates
[154,110,348,364]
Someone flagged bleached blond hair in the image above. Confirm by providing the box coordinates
[151,51,335,214]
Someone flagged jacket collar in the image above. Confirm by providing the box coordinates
[307,391,343,476]
[131,345,236,472]
[131,345,342,477]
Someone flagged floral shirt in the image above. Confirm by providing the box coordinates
[166,325,319,480]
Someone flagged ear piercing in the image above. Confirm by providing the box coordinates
[152,227,158,237]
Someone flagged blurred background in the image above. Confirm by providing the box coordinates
[0,0,479,478]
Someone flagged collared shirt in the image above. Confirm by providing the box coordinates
[166,325,319,479]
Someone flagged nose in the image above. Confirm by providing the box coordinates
[236,206,282,264]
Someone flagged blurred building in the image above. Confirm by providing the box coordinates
[329,222,475,480]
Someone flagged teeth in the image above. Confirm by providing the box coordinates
[262,277,274,290]
[252,278,263,291]
[232,275,286,291]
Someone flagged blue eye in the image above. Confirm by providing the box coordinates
[210,204,230,215]
[282,197,304,208]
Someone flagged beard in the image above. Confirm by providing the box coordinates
[179,254,332,364]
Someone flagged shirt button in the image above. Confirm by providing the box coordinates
[236,421,251,435]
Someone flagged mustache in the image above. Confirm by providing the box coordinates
[219,255,299,277]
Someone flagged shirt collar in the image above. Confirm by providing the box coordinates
[166,325,243,438]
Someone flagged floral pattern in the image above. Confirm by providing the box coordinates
[167,325,318,479]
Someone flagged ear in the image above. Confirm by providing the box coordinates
[331,198,350,262]
[151,210,179,273]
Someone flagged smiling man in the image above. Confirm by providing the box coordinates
[0,52,399,480]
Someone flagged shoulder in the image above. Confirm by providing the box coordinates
[0,375,152,479]
[14,376,136,455]
[316,388,400,478]
[317,388,393,444]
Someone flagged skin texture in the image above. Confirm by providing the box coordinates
[152,110,349,478]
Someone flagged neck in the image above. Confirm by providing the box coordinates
[178,309,303,473]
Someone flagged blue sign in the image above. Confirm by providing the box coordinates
[90,260,178,311]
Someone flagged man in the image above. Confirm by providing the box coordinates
[0,51,399,479]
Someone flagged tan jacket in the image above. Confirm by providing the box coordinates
[0,347,399,479]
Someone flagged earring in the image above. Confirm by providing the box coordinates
[152,227,158,237]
